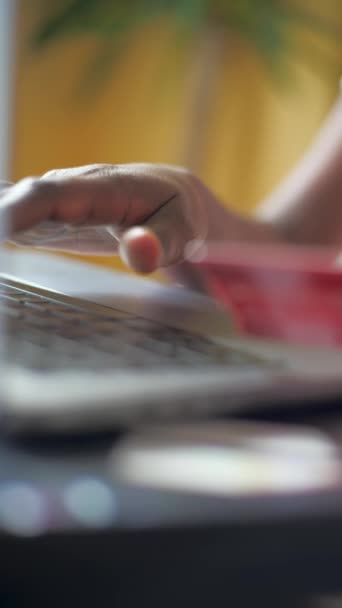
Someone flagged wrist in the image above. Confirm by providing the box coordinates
[205,195,287,245]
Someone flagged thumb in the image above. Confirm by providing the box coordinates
[118,194,196,274]
[119,227,162,274]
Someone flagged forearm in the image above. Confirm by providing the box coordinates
[195,93,342,248]
[257,91,342,246]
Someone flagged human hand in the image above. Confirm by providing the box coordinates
[2,164,214,274]
[1,163,279,277]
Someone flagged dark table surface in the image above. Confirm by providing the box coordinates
[2,399,342,608]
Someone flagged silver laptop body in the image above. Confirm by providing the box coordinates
[1,250,342,434]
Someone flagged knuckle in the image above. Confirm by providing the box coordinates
[162,166,199,197]
[43,164,118,180]
[19,176,58,199]
[16,176,42,195]
[168,165,195,181]
[176,166,194,178]
[83,163,116,174]
[181,170,201,191]
[17,176,39,188]
[42,169,60,179]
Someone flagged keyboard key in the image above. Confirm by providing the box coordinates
[0,283,271,372]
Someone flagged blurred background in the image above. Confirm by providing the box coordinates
[2,0,342,273]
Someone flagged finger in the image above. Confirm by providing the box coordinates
[1,177,125,234]
[119,194,193,273]
[11,225,119,255]
[1,174,174,236]
[119,227,162,274]
[34,240,119,255]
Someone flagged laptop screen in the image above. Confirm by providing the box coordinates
[0,0,16,181]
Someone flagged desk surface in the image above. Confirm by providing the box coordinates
[1,408,342,607]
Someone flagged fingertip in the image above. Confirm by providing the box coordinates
[119,226,163,274]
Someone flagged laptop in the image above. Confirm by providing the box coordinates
[1,1,342,434]
[1,246,342,435]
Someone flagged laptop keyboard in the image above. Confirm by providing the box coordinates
[0,282,268,373]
